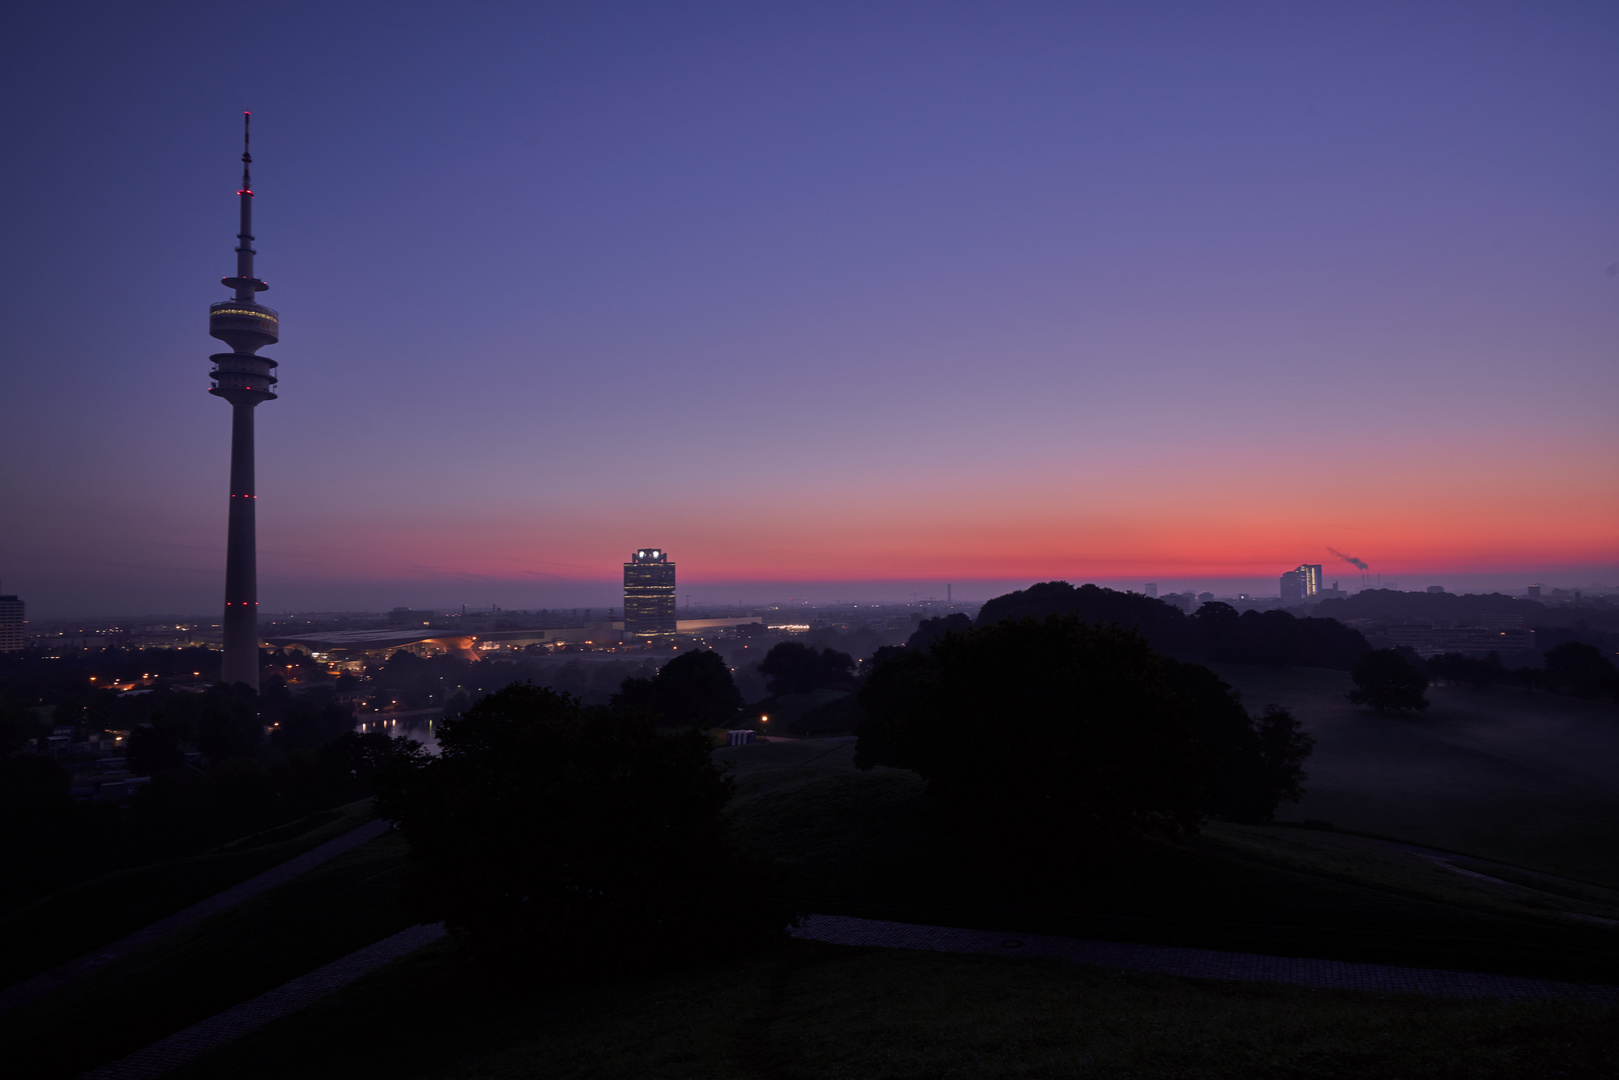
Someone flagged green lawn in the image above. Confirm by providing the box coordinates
[1210,666,1619,886]
[166,939,1619,1080]
[0,797,379,988]
[719,741,1619,981]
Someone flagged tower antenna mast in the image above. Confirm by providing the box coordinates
[207,110,281,691]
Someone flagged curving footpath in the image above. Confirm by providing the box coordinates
[0,818,390,1016]
[792,913,1619,1002]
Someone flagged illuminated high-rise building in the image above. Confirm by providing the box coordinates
[208,113,280,690]
[623,548,676,636]
[0,585,24,652]
[1279,563,1323,602]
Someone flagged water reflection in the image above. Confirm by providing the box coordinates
[355,710,441,754]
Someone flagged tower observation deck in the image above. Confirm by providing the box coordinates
[210,113,278,691]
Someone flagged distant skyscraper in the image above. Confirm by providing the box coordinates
[1279,563,1322,602]
[624,549,676,636]
[0,585,23,652]
[1528,583,1542,600]
[1144,583,1158,598]
[208,113,280,691]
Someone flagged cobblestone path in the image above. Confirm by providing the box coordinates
[792,913,1619,1002]
[0,818,390,1015]
[79,922,447,1080]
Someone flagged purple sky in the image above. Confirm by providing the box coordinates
[2,2,1616,617]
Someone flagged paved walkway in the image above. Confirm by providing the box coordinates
[79,922,447,1080]
[0,818,391,1015]
[791,913,1619,1002]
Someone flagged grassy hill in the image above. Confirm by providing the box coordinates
[5,668,1616,1078]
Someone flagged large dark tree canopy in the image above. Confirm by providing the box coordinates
[611,648,742,727]
[758,641,856,696]
[376,683,788,971]
[976,582,1192,655]
[1544,641,1619,701]
[855,616,1313,846]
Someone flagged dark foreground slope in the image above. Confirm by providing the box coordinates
[7,672,1617,1079]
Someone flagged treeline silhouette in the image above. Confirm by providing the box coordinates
[972,582,1371,669]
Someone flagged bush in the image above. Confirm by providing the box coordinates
[1347,649,1430,712]
[376,683,791,972]
[855,616,1313,847]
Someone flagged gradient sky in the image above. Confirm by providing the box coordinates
[3,1,1617,616]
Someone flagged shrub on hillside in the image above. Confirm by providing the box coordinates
[376,683,791,972]
[1347,649,1430,712]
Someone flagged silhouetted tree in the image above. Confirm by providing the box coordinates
[611,649,742,727]
[195,683,263,760]
[126,722,185,776]
[1544,641,1619,701]
[857,616,1211,845]
[905,613,972,651]
[0,694,44,755]
[1347,649,1430,712]
[758,642,855,695]
[1162,660,1313,823]
[978,582,1192,655]
[375,683,790,972]
[0,754,118,906]
[270,692,355,752]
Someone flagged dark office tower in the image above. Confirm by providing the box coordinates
[0,583,23,653]
[623,549,676,636]
[1279,563,1321,603]
[208,113,279,691]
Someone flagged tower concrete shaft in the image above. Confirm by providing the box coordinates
[209,112,279,691]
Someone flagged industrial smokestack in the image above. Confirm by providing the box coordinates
[1328,547,1370,572]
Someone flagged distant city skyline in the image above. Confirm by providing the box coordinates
[3,4,1615,618]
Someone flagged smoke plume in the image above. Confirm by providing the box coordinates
[1328,547,1369,571]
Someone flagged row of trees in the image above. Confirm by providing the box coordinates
[1349,641,1619,713]
[975,582,1371,669]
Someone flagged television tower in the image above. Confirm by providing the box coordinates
[208,112,279,691]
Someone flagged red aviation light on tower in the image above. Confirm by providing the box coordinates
[209,111,280,694]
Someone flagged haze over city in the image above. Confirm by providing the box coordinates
[0,3,1614,616]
